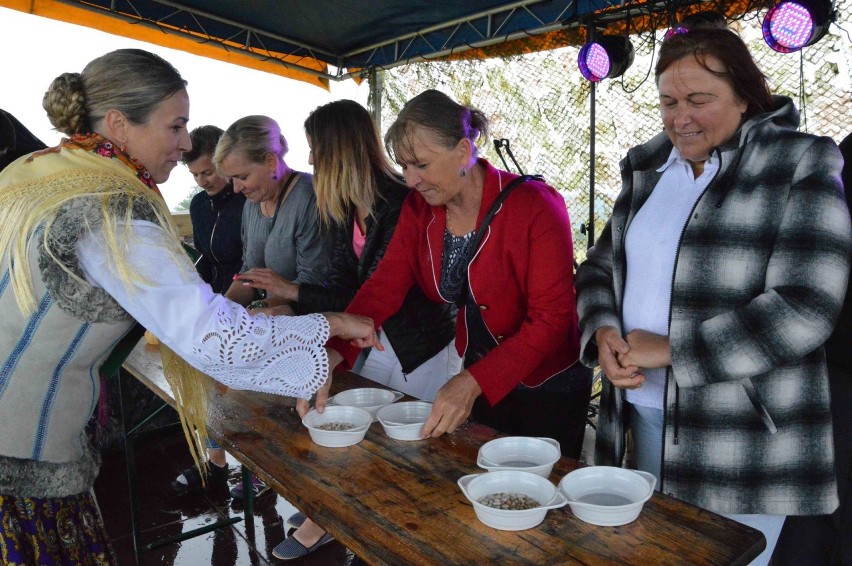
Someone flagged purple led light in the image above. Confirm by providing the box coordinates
[579,43,611,81]
[764,2,815,51]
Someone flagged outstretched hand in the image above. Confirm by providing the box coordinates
[421,370,481,438]
[596,326,644,390]
[296,348,343,417]
[324,312,384,350]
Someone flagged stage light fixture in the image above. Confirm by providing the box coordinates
[578,35,635,82]
[762,0,835,53]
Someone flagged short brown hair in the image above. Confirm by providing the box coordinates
[384,89,489,163]
[657,28,772,120]
[182,125,224,164]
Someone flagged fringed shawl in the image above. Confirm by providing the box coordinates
[0,135,212,482]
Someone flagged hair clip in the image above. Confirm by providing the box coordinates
[664,26,689,41]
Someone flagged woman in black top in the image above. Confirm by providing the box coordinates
[185,125,246,293]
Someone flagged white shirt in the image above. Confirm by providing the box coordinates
[76,220,330,400]
[622,147,718,409]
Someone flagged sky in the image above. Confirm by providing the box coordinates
[0,7,368,210]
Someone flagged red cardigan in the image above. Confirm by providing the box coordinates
[331,159,580,405]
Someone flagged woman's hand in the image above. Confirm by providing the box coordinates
[295,348,344,417]
[619,329,671,370]
[596,326,645,390]
[421,370,482,438]
[323,312,384,350]
[235,268,299,302]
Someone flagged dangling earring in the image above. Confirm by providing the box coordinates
[459,167,467,177]
[272,174,278,180]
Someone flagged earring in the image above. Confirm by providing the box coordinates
[459,167,467,177]
[272,174,278,180]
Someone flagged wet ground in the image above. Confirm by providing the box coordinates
[94,415,597,565]
[94,427,364,565]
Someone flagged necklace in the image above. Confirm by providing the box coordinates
[446,206,476,236]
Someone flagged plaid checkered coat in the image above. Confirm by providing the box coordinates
[576,97,850,515]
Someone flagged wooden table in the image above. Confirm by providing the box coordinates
[123,340,765,565]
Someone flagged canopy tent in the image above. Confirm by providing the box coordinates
[0,0,720,88]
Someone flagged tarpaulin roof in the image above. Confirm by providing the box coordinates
[2,0,715,88]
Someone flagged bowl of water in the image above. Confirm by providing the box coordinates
[477,436,560,478]
[558,466,656,526]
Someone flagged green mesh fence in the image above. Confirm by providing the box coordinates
[379,2,851,263]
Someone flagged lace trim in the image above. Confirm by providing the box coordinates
[193,309,330,399]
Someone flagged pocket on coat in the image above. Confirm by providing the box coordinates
[741,378,778,434]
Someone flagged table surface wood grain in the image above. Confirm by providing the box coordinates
[122,340,765,565]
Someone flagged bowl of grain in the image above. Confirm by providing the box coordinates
[558,466,656,526]
[301,405,372,448]
[457,470,567,531]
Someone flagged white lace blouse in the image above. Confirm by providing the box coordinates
[76,220,330,399]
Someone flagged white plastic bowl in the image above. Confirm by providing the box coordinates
[328,387,403,422]
[558,466,656,526]
[477,436,561,478]
[457,470,568,531]
[301,405,372,447]
[376,401,432,441]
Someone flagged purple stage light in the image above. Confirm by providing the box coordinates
[577,35,635,82]
[578,43,611,82]
[762,0,834,53]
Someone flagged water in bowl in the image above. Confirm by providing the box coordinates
[499,460,537,467]
[578,493,634,506]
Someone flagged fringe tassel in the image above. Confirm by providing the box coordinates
[159,343,211,487]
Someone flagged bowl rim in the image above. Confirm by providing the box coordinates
[478,436,561,468]
[329,387,404,406]
[376,400,432,425]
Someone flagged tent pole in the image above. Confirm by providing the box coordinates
[368,68,383,132]
[588,79,596,249]
[586,20,597,250]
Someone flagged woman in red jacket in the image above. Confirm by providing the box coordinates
[325,89,590,456]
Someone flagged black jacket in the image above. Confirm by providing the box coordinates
[189,183,246,294]
[296,174,456,373]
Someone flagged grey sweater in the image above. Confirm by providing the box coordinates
[240,172,331,286]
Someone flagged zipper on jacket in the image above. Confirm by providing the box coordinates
[660,149,723,491]
[208,207,223,278]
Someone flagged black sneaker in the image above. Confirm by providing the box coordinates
[170,462,229,494]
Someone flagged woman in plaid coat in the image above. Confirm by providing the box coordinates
[576,28,849,563]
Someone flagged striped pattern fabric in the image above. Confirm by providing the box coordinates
[0,245,134,465]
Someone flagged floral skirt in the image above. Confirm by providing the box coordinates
[0,491,116,565]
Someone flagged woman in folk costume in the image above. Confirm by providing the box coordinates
[0,48,377,565]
